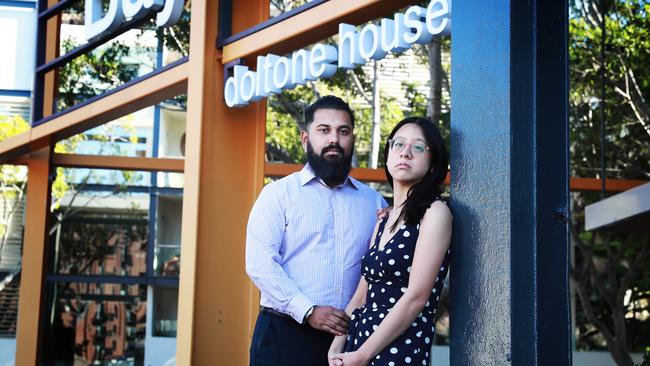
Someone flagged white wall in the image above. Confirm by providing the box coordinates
[0,338,16,366]
[0,6,36,90]
[573,350,644,366]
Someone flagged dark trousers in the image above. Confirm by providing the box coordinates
[249,309,334,366]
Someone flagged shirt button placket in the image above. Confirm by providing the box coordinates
[332,188,344,306]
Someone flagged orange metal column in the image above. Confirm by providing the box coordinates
[14,148,52,365]
[15,1,59,363]
[177,0,267,364]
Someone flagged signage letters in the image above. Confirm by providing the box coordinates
[224,0,451,108]
[85,0,184,42]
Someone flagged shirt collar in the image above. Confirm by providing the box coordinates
[300,164,360,190]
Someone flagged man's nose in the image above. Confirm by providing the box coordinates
[328,132,339,144]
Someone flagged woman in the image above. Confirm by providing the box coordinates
[328,117,452,366]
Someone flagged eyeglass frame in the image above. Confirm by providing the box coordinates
[387,138,431,156]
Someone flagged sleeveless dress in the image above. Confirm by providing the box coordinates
[343,204,451,365]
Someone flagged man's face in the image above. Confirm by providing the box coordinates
[301,108,355,161]
[301,108,355,185]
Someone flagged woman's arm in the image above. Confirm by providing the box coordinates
[350,201,452,364]
[329,219,382,359]
[328,275,369,358]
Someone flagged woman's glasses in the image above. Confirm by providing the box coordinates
[388,138,430,156]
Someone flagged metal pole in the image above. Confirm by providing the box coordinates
[600,1,607,199]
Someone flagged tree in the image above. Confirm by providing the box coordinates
[569,0,650,180]
[0,116,29,260]
[569,1,650,364]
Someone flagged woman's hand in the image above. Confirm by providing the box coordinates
[328,352,344,366]
[328,351,371,366]
[328,335,346,366]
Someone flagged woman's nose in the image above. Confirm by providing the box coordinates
[400,145,412,158]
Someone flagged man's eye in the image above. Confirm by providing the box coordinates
[339,129,350,135]
[318,128,328,133]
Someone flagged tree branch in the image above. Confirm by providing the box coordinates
[347,69,372,105]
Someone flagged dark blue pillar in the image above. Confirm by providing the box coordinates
[449,1,571,365]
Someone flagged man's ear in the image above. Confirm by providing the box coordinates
[300,130,309,151]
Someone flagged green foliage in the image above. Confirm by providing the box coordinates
[0,115,29,141]
[570,2,650,357]
[270,0,308,15]
[569,1,650,180]
[0,115,30,239]
[57,38,141,111]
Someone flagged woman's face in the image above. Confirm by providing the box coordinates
[386,123,432,185]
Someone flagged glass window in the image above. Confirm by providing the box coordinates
[152,287,178,337]
[54,2,191,113]
[50,210,149,277]
[154,195,182,277]
[41,282,147,365]
[269,0,319,19]
[0,163,27,344]
[56,95,187,159]
[265,30,450,170]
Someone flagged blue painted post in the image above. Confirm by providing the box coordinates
[449,1,571,365]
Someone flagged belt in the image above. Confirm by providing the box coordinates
[260,306,296,322]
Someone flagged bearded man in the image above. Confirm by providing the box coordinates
[246,95,387,366]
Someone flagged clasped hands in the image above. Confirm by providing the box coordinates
[328,351,370,366]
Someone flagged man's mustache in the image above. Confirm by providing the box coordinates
[322,145,343,155]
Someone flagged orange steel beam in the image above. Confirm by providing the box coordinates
[264,163,647,192]
[177,0,268,363]
[15,148,52,366]
[3,157,645,193]
[222,0,416,63]
[15,3,59,362]
[0,62,189,163]
[51,153,185,172]
[42,1,61,118]
[569,177,647,192]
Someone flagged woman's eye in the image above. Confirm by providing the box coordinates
[413,145,426,153]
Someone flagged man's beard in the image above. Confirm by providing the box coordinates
[306,142,353,186]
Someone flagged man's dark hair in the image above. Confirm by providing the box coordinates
[303,95,355,130]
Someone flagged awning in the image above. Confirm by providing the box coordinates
[585,182,650,233]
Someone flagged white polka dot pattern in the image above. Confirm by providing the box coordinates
[342,202,451,366]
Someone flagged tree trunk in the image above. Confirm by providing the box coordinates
[369,60,382,169]
[428,36,443,123]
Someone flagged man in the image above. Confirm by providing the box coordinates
[246,95,387,365]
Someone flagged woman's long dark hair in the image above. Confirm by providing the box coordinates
[384,117,448,231]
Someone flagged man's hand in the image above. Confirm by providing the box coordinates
[376,207,391,219]
[307,306,350,336]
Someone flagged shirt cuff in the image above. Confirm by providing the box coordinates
[287,294,314,323]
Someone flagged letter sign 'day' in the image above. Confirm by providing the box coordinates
[85,0,185,42]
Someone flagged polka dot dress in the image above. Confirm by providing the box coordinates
[343,204,451,365]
